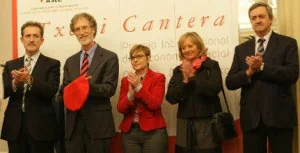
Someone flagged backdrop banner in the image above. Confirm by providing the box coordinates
[13,0,242,152]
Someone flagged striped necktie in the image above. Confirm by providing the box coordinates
[80,53,89,75]
[257,38,266,55]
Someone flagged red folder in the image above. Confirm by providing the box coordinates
[63,74,89,111]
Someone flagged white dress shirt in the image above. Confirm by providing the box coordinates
[255,30,272,54]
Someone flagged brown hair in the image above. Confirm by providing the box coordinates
[70,12,98,37]
[21,21,44,37]
[248,2,273,20]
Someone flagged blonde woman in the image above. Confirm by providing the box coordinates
[166,32,222,153]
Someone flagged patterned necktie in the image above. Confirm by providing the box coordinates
[257,38,266,55]
[80,53,89,75]
[22,57,32,112]
[25,57,32,73]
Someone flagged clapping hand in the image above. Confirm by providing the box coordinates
[11,68,31,85]
[181,59,195,83]
[127,72,141,88]
[245,54,263,76]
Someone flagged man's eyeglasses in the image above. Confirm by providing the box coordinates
[74,26,91,34]
[129,54,146,61]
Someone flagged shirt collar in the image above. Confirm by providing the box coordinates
[140,69,148,81]
[81,42,97,57]
[24,52,40,63]
[255,30,272,43]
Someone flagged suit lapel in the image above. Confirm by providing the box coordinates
[88,45,103,76]
[72,52,81,77]
[31,54,45,78]
[263,32,279,62]
[17,56,25,69]
[246,38,256,56]
[15,57,25,91]
[142,69,154,86]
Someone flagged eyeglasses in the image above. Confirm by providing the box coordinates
[129,54,146,61]
[22,34,41,41]
[74,25,91,34]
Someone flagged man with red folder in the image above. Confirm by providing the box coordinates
[62,12,119,153]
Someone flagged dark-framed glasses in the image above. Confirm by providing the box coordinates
[74,25,91,34]
[129,54,146,61]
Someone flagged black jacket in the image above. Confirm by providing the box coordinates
[1,54,60,141]
[226,32,299,131]
[166,57,222,118]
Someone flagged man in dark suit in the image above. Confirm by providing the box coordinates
[62,12,119,153]
[226,2,299,153]
[1,21,60,153]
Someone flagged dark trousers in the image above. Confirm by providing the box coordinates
[8,113,54,153]
[65,115,112,153]
[175,118,221,153]
[243,121,293,153]
[121,123,168,153]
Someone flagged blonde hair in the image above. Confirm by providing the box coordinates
[177,32,207,60]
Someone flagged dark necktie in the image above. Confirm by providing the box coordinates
[257,38,266,55]
[22,57,32,112]
[80,53,89,75]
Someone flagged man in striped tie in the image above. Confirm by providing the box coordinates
[226,2,299,153]
[62,12,119,153]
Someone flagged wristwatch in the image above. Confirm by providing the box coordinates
[260,62,265,71]
[27,75,33,85]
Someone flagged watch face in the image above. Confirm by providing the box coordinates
[260,63,264,71]
[27,76,33,85]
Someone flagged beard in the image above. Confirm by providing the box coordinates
[77,35,94,47]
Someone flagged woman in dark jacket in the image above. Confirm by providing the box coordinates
[166,32,223,153]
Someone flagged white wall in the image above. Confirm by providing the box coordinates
[0,0,12,151]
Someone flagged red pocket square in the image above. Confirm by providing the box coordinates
[63,74,89,111]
